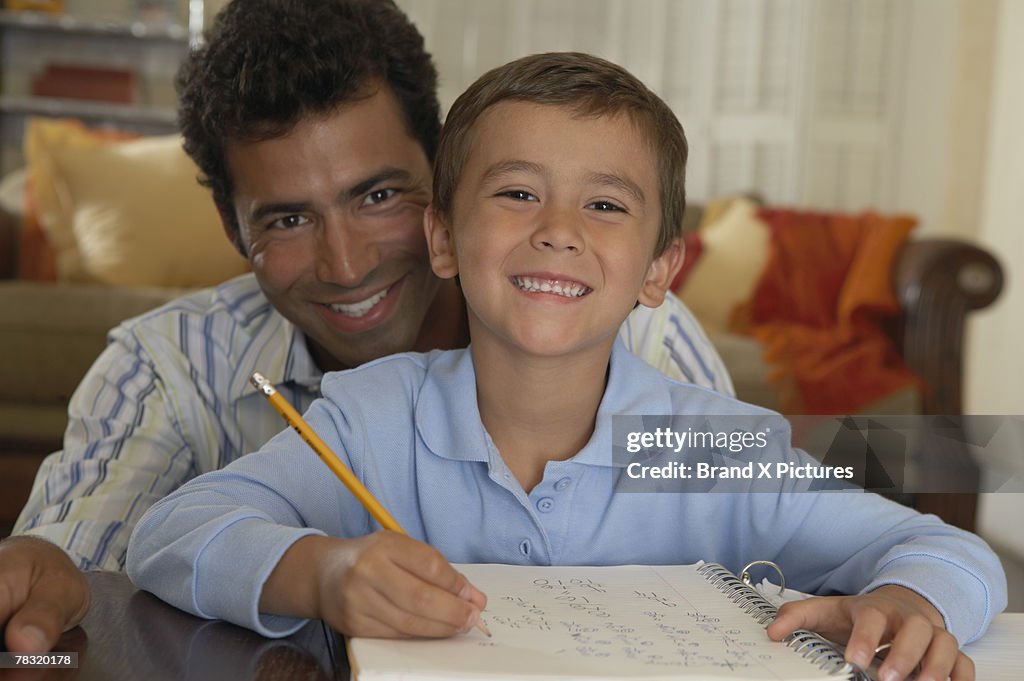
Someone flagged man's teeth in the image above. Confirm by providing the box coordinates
[328,287,390,317]
[514,276,589,298]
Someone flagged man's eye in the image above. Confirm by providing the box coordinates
[499,190,537,202]
[364,188,398,205]
[586,200,625,212]
[270,215,310,229]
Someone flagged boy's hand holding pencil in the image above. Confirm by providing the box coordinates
[260,532,488,638]
[250,372,490,639]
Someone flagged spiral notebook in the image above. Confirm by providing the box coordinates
[348,562,868,680]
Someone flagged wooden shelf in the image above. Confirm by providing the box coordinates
[0,8,190,43]
[0,95,177,128]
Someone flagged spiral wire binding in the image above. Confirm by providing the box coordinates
[696,563,871,680]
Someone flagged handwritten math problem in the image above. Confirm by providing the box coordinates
[348,563,846,680]
[478,567,774,672]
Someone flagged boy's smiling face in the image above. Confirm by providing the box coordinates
[427,101,681,360]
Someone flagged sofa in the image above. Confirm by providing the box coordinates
[0,120,1005,537]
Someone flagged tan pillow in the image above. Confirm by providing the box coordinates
[26,118,247,287]
[677,198,770,333]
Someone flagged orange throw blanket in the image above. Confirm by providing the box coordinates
[732,209,919,414]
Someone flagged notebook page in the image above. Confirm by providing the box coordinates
[348,563,846,680]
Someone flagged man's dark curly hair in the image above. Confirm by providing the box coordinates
[176,0,440,244]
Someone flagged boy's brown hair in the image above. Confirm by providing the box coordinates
[433,52,687,256]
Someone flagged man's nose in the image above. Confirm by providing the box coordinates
[314,215,380,287]
[530,204,585,254]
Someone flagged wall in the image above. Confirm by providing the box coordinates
[970,0,1024,553]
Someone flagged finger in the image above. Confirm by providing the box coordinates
[389,540,477,598]
[842,605,889,672]
[455,572,488,611]
[0,538,90,650]
[912,629,964,681]
[327,554,468,638]
[383,538,486,617]
[339,540,480,637]
[4,570,90,654]
[336,586,435,639]
[874,614,934,681]
[766,597,850,642]
[366,578,478,638]
[376,559,481,636]
[950,651,976,681]
[5,596,69,653]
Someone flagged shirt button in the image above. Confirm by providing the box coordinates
[519,539,531,556]
[536,497,555,513]
[554,477,572,491]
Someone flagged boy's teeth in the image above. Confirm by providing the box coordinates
[328,286,390,317]
[513,276,589,298]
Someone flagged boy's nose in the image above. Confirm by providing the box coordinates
[531,206,585,254]
[315,216,381,286]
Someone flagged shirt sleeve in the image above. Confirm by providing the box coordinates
[13,326,210,571]
[732,434,1008,645]
[127,397,366,638]
[620,291,735,396]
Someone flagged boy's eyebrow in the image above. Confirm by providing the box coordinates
[585,171,646,206]
[480,159,546,185]
[248,168,415,222]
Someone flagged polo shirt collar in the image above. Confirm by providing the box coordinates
[416,341,677,468]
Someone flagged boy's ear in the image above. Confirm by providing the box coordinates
[424,204,459,279]
[637,239,685,308]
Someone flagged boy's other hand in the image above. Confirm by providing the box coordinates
[767,584,973,681]
[0,536,91,653]
[262,532,486,638]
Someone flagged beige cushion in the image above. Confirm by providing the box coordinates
[26,118,248,287]
[0,167,26,217]
[677,198,770,333]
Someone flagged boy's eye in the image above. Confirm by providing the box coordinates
[586,200,626,213]
[498,190,538,202]
[270,214,310,229]
[364,188,398,205]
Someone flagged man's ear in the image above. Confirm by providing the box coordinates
[424,204,459,279]
[217,205,247,258]
[637,239,685,308]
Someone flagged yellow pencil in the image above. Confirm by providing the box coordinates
[249,371,492,637]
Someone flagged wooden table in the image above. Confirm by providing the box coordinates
[1,572,348,680]
[3,572,1021,680]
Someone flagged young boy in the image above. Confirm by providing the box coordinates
[127,53,1004,681]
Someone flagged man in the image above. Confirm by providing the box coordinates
[0,0,731,654]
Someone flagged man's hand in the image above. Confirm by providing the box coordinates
[260,532,487,638]
[767,584,973,681]
[0,536,91,653]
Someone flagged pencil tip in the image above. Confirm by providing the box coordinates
[477,619,492,638]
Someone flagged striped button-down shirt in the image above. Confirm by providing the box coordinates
[15,274,733,570]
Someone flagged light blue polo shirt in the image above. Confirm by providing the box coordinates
[127,342,1006,644]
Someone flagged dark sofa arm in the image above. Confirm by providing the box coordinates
[893,239,1003,416]
[0,207,17,280]
[891,240,1002,532]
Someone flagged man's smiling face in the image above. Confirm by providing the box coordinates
[226,85,444,371]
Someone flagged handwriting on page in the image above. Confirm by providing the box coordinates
[471,568,779,672]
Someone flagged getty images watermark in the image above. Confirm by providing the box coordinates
[612,414,1024,494]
